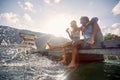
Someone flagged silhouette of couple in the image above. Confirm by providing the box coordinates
[47,16,104,68]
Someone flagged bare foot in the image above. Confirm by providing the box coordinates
[46,42,53,49]
[68,63,77,68]
[60,59,67,64]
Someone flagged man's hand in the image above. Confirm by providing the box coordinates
[80,26,86,35]
[81,26,85,32]
[87,36,95,44]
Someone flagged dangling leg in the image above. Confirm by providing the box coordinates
[60,48,67,64]
[68,45,77,68]
[68,40,83,68]
[47,42,72,49]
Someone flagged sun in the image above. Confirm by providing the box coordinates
[44,14,73,39]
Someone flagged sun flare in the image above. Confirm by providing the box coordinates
[43,14,74,38]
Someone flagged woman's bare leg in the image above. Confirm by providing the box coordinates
[47,42,72,49]
[68,40,83,68]
[47,42,72,64]
[61,48,67,64]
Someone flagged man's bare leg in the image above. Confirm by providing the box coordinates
[68,40,83,68]
[68,45,77,68]
[47,42,72,64]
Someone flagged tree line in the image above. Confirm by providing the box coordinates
[104,33,120,40]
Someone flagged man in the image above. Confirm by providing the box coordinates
[68,16,104,68]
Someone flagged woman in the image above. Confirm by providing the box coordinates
[47,20,81,64]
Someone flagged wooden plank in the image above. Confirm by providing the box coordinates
[19,33,36,41]
[47,48,120,55]
[103,40,120,48]
[47,40,120,55]
[79,49,120,55]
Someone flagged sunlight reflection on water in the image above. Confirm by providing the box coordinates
[0,47,120,80]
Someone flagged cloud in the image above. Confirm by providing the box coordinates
[102,23,120,35]
[23,13,32,22]
[54,0,61,3]
[18,1,24,9]
[44,0,61,4]
[24,1,33,11]
[0,12,31,29]
[112,1,120,15]
[44,0,51,4]
[112,23,120,29]
[18,1,34,12]
[0,12,19,24]
[111,23,120,35]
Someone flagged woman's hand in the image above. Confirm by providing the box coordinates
[66,28,73,39]
[66,28,69,33]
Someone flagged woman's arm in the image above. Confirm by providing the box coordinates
[66,28,73,39]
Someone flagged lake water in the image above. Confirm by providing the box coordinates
[0,47,120,80]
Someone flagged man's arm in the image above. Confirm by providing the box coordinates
[85,17,98,28]
[91,22,99,38]
[87,22,99,44]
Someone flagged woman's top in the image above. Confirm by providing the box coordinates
[71,30,80,41]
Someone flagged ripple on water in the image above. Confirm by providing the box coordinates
[0,47,120,80]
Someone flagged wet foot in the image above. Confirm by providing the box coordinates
[68,63,77,68]
[46,43,53,49]
[60,59,67,64]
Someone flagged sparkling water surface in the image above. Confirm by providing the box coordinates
[0,47,120,80]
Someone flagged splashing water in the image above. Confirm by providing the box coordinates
[0,46,120,80]
[0,46,68,80]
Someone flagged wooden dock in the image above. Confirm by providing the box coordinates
[79,48,120,55]
[47,40,120,55]
[48,48,120,55]
[79,40,120,55]
[47,40,120,63]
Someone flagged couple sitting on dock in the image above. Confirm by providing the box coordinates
[47,16,104,68]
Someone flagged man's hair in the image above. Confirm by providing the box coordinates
[91,17,98,22]
[80,16,89,21]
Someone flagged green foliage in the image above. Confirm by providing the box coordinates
[108,56,118,60]
[104,33,119,40]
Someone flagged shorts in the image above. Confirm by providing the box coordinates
[81,31,104,49]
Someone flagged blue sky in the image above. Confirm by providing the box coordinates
[0,0,120,38]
